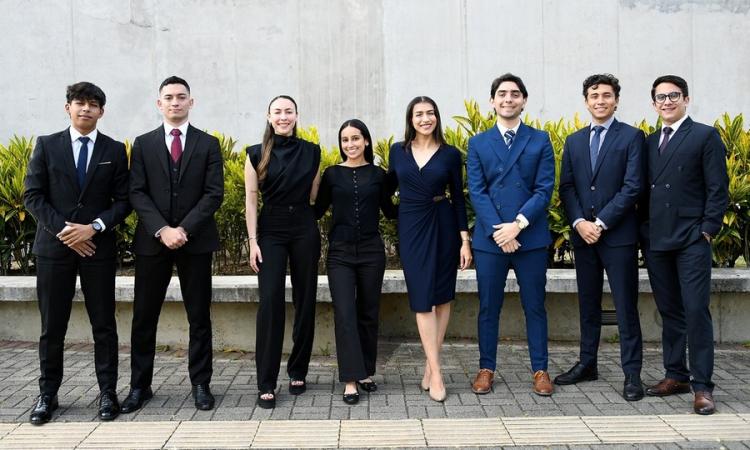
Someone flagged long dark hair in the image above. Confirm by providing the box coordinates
[403,96,444,147]
[338,119,374,163]
[257,95,298,184]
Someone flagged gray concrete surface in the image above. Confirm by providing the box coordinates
[1,0,748,148]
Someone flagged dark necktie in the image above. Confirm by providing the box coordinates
[590,125,604,171]
[77,136,90,189]
[658,127,673,155]
[504,130,515,147]
[170,128,183,162]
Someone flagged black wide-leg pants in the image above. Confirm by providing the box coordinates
[256,204,320,392]
[326,237,385,382]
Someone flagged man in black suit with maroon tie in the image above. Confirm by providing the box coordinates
[24,81,131,424]
[642,75,728,415]
[121,76,224,413]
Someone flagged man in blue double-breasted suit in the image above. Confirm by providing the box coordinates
[467,73,556,396]
[557,74,645,401]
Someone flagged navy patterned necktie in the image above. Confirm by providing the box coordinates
[504,130,515,147]
[658,127,673,155]
[590,126,604,170]
[77,136,90,188]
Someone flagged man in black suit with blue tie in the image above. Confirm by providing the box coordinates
[556,74,645,401]
[642,75,728,415]
[24,82,131,424]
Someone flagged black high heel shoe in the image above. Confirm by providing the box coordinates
[356,379,377,392]
[343,386,359,405]
[257,391,276,409]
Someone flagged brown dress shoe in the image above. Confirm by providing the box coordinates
[471,369,494,394]
[533,370,553,396]
[646,378,691,397]
[693,391,715,415]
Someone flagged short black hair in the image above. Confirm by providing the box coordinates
[651,75,689,101]
[66,82,106,107]
[490,73,528,99]
[159,75,190,93]
[583,74,621,99]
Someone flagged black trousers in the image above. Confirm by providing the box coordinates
[130,249,213,388]
[327,237,385,382]
[646,237,714,392]
[36,255,118,395]
[573,243,643,375]
[256,204,320,392]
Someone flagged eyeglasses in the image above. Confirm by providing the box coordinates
[654,92,682,103]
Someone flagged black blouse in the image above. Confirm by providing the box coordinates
[314,164,397,242]
[246,135,321,205]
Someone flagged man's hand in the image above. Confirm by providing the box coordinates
[160,226,188,250]
[575,220,601,245]
[69,240,96,257]
[492,222,521,247]
[57,221,96,246]
[500,239,521,254]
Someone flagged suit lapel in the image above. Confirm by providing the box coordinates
[592,119,619,180]
[59,129,81,195]
[79,134,106,197]
[179,125,199,181]
[574,127,594,181]
[497,123,529,183]
[153,126,170,178]
[652,117,692,180]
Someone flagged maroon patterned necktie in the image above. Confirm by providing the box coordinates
[170,128,182,162]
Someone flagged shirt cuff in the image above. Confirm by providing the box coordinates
[594,218,608,230]
[94,218,106,232]
[155,226,168,238]
[515,214,529,228]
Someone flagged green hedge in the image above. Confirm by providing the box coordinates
[1,103,748,274]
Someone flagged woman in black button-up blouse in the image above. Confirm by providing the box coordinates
[314,119,396,405]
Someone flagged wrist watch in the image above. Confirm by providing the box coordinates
[91,221,103,233]
[514,218,527,230]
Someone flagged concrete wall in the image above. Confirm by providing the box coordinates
[1,0,748,148]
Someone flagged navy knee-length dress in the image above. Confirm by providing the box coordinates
[388,142,469,312]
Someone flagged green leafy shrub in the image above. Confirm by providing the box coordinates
[0,136,36,273]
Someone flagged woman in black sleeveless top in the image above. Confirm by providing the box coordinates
[245,95,321,409]
[314,119,396,404]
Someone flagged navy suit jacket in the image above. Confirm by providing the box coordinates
[23,128,131,259]
[467,123,555,254]
[559,119,645,248]
[643,117,728,251]
[129,124,224,256]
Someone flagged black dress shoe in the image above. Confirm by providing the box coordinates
[29,394,58,425]
[120,387,153,413]
[192,384,215,410]
[553,362,598,385]
[623,374,644,401]
[356,380,377,392]
[98,391,120,421]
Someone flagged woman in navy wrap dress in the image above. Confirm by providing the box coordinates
[389,96,472,402]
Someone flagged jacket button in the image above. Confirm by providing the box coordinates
[590,186,596,191]
[665,203,670,208]
[651,184,655,189]
[77,202,83,208]
[499,184,503,188]
[665,184,671,189]
[172,193,178,197]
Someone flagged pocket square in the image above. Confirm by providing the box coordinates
[97,161,112,165]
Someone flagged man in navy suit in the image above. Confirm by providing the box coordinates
[642,75,728,415]
[24,82,131,424]
[556,74,645,401]
[467,73,556,396]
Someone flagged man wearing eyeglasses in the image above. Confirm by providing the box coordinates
[642,75,728,415]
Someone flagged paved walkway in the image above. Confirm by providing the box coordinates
[0,340,749,448]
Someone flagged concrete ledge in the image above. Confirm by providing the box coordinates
[1,269,748,350]
[1,269,748,303]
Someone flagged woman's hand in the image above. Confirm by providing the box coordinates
[459,241,472,270]
[249,239,263,273]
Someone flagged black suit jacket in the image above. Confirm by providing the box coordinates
[644,117,728,251]
[559,119,645,248]
[23,128,131,259]
[129,124,224,255]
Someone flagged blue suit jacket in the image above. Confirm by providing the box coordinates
[643,117,728,251]
[559,119,645,248]
[467,123,555,254]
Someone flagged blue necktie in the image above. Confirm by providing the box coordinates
[504,130,515,148]
[590,126,604,170]
[77,136,90,189]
